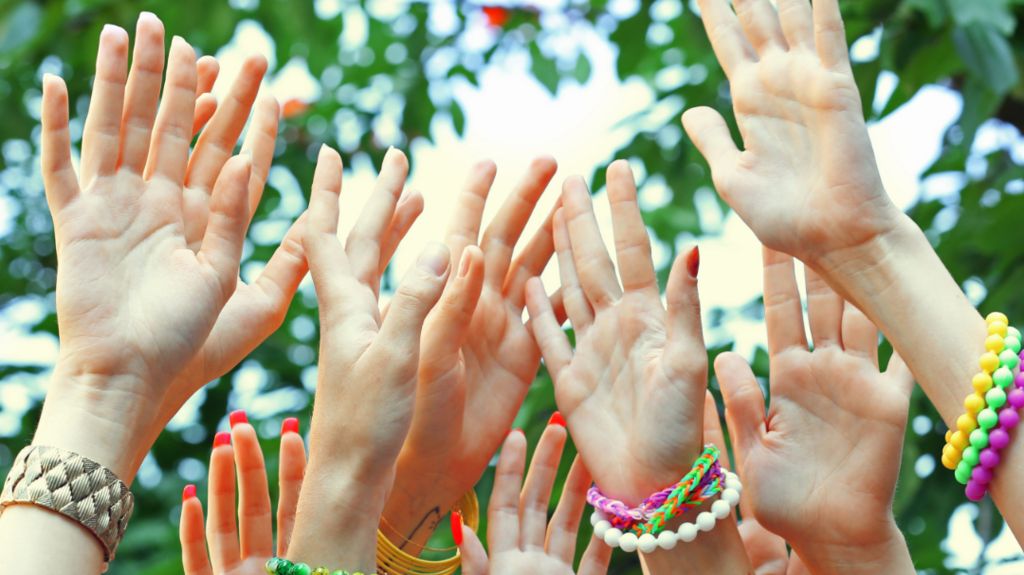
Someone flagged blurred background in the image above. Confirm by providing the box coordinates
[1,0,1023,573]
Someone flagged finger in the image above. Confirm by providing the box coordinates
[457,523,490,575]
[681,108,742,193]
[814,0,853,71]
[240,95,280,220]
[445,160,496,263]
[481,155,557,286]
[714,352,764,469]
[252,212,309,328]
[885,350,916,397]
[186,54,267,192]
[525,277,573,380]
[606,160,658,294]
[577,536,614,575]
[554,208,594,332]
[504,202,558,311]
[198,154,252,295]
[487,430,528,554]
[378,190,424,277]
[762,247,808,355]
[277,418,306,557]
[304,146,356,308]
[733,0,788,55]
[196,55,220,95]
[562,175,622,309]
[662,247,707,381]
[420,246,485,381]
[702,390,729,467]
[180,485,214,575]
[229,417,273,558]
[841,301,879,367]
[347,148,409,290]
[145,36,197,186]
[206,432,240,572]
[804,265,843,348]
[520,424,568,551]
[192,93,218,137]
[776,0,814,50]
[545,455,591,562]
[40,75,80,212]
[80,25,129,184]
[737,519,790,575]
[694,0,757,77]
[118,13,165,175]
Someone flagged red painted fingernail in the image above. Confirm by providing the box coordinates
[548,411,566,427]
[229,410,248,428]
[282,417,300,435]
[451,511,464,545]
[686,246,700,279]
[182,484,196,501]
[213,431,231,447]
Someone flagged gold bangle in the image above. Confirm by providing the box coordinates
[376,489,479,575]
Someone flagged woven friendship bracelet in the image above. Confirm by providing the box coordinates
[634,460,724,536]
[0,445,134,562]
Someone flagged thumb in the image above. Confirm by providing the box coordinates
[456,514,489,575]
[885,349,916,397]
[714,352,765,468]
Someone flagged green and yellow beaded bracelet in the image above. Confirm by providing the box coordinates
[265,557,374,575]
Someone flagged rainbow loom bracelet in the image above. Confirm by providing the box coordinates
[964,350,1024,500]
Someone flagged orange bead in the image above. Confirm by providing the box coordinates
[989,321,1009,337]
[980,352,1000,373]
[986,334,1006,353]
[973,372,994,394]
[986,312,1009,326]
[950,430,969,450]
[964,394,985,415]
[957,413,977,435]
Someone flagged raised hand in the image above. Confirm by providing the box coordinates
[179,413,307,575]
[714,247,915,573]
[457,424,611,575]
[383,158,561,549]
[682,0,902,267]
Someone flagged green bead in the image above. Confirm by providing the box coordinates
[266,558,281,574]
[987,387,1008,409]
[955,460,972,484]
[970,428,989,449]
[1000,349,1020,370]
[293,563,312,575]
[978,408,999,430]
[1009,327,1021,341]
[963,445,981,466]
[331,571,347,575]
[1005,337,1022,354]
[312,569,330,575]
[994,367,1014,389]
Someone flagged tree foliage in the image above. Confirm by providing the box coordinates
[0,1,1022,573]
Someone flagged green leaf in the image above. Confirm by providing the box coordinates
[952,23,1020,95]
[946,0,1016,35]
[573,52,592,84]
[450,102,466,136]
[529,42,559,95]
[0,3,41,54]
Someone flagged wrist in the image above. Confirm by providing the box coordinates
[639,516,751,575]
[790,521,914,575]
[382,471,461,554]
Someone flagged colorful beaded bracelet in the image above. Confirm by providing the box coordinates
[591,471,741,553]
[965,358,1024,500]
[265,557,373,575]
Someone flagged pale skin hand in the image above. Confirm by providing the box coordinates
[526,162,750,574]
[714,248,915,574]
[383,157,563,551]
[458,426,612,575]
[179,418,307,575]
[288,146,483,572]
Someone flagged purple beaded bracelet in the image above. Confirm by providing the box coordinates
[965,354,1024,501]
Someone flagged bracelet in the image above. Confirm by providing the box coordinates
[265,558,373,575]
[590,471,741,553]
[0,445,135,562]
[965,352,1024,500]
[375,489,479,575]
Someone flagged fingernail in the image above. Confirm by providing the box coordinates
[686,246,700,279]
[451,511,464,545]
[213,431,231,448]
[139,11,158,22]
[548,411,566,427]
[281,417,300,435]
[457,250,472,278]
[182,484,197,501]
[417,242,451,277]
[229,410,248,428]
[508,428,521,437]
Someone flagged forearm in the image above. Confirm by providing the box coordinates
[381,482,452,554]
[640,517,752,575]
[790,525,914,575]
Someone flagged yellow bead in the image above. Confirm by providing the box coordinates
[973,372,994,394]
[950,430,969,450]
[986,334,1006,353]
[957,413,977,434]
[980,352,1000,373]
[942,454,956,469]
[989,321,1009,337]
[945,429,953,443]
[964,394,985,414]
[942,444,962,466]
[987,312,1009,326]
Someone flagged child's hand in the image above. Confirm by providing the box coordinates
[457,425,611,575]
[384,158,560,549]
[526,161,706,503]
[179,414,307,575]
[682,0,902,268]
[714,248,915,573]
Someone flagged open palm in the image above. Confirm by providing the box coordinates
[527,162,708,504]
[682,0,900,264]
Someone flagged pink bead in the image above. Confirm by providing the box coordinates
[971,466,993,484]
[990,428,1011,450]
[966,480,987,501]
[999,408,1020,429]
[1015,371,1024,389]
[1009,388,1024,408]
[980,448,1001,469]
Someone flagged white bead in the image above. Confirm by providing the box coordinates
[638,533,658,554]
[677,522,698,542]
[657,530,678,550]
[725,472,742,491]
[603,528,623,548]
[594,520,611,539]
[590,511,602,526]
[711,499,732,519]
[620,532,639,553]
[721,488,740,507]
[696,511,716,532]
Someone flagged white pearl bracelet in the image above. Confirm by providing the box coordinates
[590,471,742,553]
